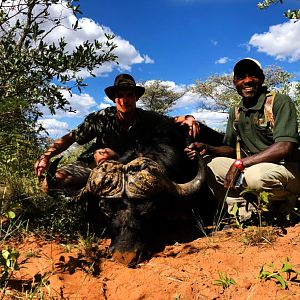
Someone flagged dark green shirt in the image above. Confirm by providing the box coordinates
[72,107,174,161]
[224,90,299,156]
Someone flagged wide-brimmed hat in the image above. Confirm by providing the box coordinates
[233,58,264,79]
[104,74,145,101]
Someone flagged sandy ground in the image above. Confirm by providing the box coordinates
[1,223,300,300]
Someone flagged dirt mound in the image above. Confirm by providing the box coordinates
[2,224,300,299]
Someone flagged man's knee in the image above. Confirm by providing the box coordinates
[55,169,74,183]
[42,169,74,194]
[244,164,286,191]
[207,157,234,181]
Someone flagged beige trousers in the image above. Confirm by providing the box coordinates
[206,157,300,220]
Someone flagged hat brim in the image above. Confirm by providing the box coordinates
[105,86,145,101]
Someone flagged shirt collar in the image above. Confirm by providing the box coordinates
[238,87,268,112]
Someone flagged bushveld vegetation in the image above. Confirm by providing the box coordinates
[0,0,300,298]
[0,0,116,294]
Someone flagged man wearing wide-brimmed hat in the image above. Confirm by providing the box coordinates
[186,58,300,224]
[34,73,199,194]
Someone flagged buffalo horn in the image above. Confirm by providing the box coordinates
[171,154,206,197]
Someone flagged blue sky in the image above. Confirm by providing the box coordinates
[35,0,300,137]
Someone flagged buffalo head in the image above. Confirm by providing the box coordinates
[78,155,206,266]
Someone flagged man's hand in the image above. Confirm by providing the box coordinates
[174,115,200,139]
[34,132,76,179]
[94,148,120,165]
[224,162,241,189]
[184,142,207,160]
[34,155,51,178]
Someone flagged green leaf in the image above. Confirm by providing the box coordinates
[214,272,236,289]
[6,211,16,219]
[259,191,271,204]
[281,259,300,275]
[0,0,117,151]
[240,188,256,196]
[272,274,287,289]
[1,250,10,260]
[232,202,238,216]
[6,260,11,268]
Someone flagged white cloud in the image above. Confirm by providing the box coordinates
[140,80,217,113]
[192,110,228,131]
[38,118,69,137]
[143,55,155,64]
[249,20,300,62]
[142,80,186,93]
[171,91,207,110]
[73,62,115,78]
[239,42,251,52]
[43,13,155,75]
[5,1,154,77]
[99,96,114,109]
[65,92,97,116]
[99,102,112,110]
[211,40,218,46]
[40,91,97,119]
[287,81,299,98]
[169,90,228,131]
[148,80,228,130]
[215,57,230,64]
[172,87,217,112]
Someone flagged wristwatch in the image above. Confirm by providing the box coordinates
[234,159,244,171]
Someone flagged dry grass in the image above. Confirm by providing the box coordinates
[240,226,285,246]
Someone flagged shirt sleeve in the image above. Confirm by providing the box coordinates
[273,94,299,144]
[72,110,105,145]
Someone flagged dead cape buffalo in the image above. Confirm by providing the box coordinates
[48,121,224,267]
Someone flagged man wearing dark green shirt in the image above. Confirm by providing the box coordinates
[186,58,300,221]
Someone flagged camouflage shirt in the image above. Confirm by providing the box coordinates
[72,107,174,162]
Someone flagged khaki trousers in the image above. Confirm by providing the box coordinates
[206,157,300,220]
